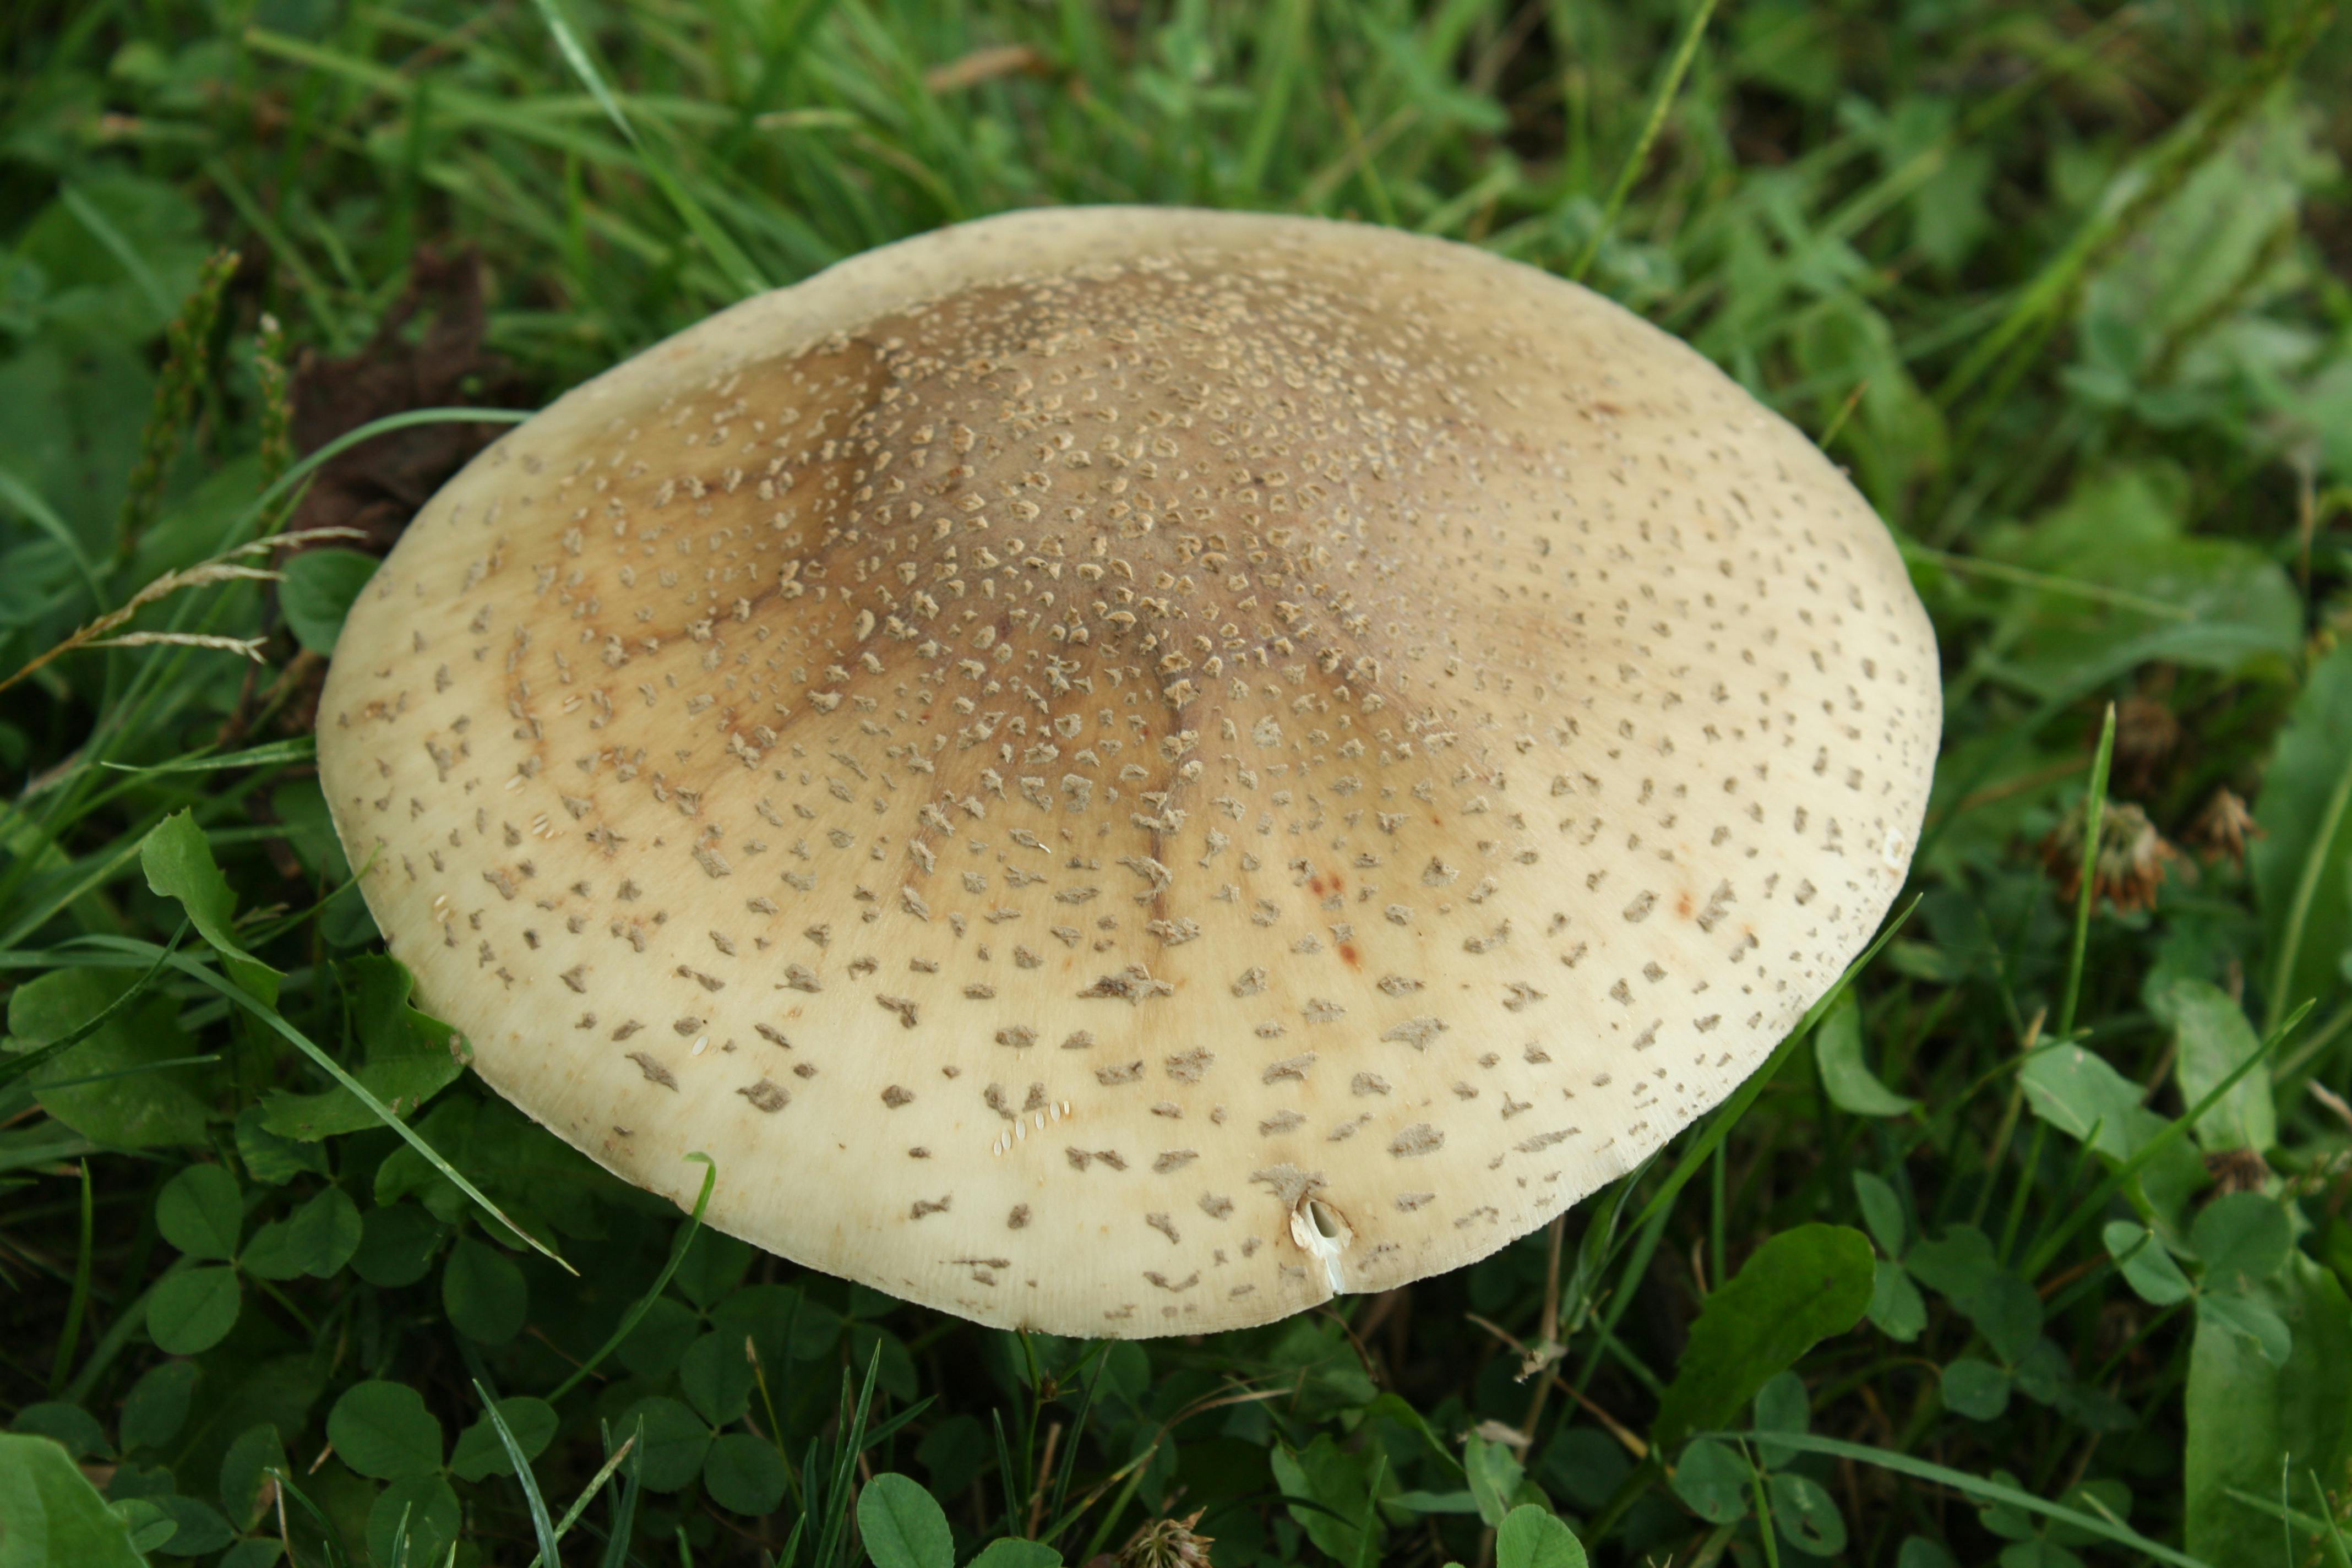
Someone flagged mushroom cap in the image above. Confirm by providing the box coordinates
[316,207,1939,1337]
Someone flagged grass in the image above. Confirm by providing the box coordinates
[4,1,2352,1565]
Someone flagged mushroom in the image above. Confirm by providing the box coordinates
[315,208,1939,1336]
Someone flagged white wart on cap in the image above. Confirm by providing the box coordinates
[316,208,1940,1336]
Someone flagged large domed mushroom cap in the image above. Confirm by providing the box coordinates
[316,207,1939,1336]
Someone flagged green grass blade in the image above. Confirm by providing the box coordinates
[1721,1432,2214,1568]
[1897,543,2195,620]
[1043,1352,1103,1548]
[0,927,181,1095]
[597,1419,647,1568]
[0,409,529,931]
[519,1427,639,1568]
[59,182,173,320]
[476,1379,563,1568]
[816,1348,884,1568]
[1630,895,1920,1237]
[1934,0,2333,421]
[267,1465,356,1568]
[2056,703,2117,1039]
[2309,1469,2352,1568]
[2264,733,2352,1033]
[1569,0,1718,282]
[1237,0,1310,201]
[99,738,318,775]
[991,1406,1022,1536]
[45,1160,93,1393]
[214,408,533,553]
[203,155,350,347]
[30,1054,220,1093]
[523,0,771,299]
[2021,998,2312,1277]
[75,935,574,1272]
[1348,1447,1389,1568]
[0,462,105,608]
[545,1153,716,1401]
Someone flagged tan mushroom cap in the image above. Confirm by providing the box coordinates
[316,207,1939,1337]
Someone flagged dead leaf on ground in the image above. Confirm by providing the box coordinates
[286,248,525,553]
[924,45,1050,94]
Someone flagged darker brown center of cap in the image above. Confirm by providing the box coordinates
[532,259,1562,870]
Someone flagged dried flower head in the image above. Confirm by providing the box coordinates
[2204,1146,2271,1195]
[2187,788,2262,868]
[2039,799,2177,915]
[1121,1511,1214,1568]
[2110,695,2181,786]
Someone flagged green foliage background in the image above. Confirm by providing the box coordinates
[4,1,2352,1565]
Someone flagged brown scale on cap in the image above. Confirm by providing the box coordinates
[315,208,1940,1336]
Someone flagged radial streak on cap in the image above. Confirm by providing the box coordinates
[314,207,1940,1337]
